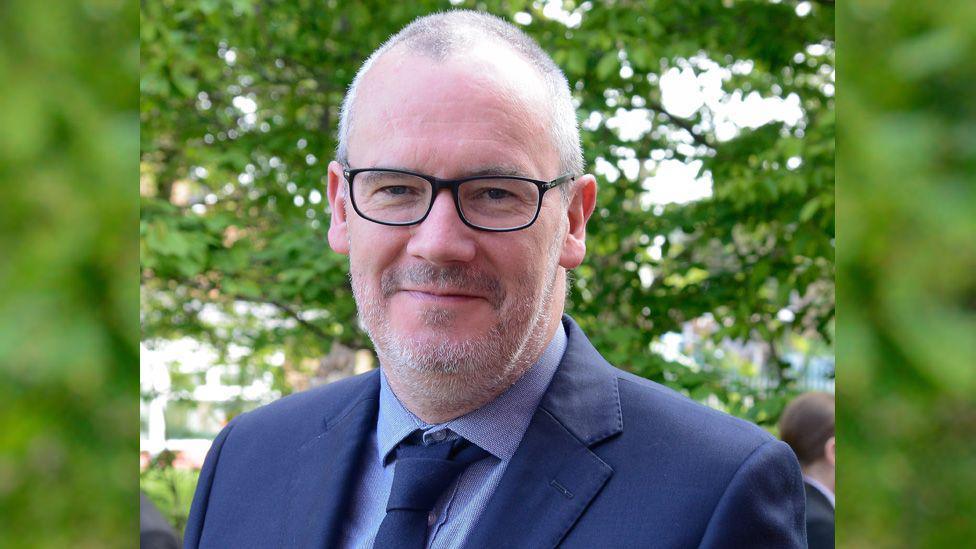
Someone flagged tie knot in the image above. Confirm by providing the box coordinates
[385,434,489,513]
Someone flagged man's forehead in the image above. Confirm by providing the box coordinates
[347,44,558,178]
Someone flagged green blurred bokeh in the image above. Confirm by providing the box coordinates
[837,0,976,546]
[0,0,139,547]
[0,0,973,546]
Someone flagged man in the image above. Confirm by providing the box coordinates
[185,10,805,548]
[779,392,836,549]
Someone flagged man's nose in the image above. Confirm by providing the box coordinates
[405,190,477,265]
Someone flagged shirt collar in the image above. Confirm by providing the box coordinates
[803,474,835,508]
[377,323,566,464]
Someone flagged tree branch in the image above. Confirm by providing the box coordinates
[145,275,331,341]
[268,299,330,340]
[646,100,713,149]
[766,335,786,388]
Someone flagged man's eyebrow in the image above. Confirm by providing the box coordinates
[366,165,530,178]
[457,165,527,178]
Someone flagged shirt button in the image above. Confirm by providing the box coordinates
[428,512,437,526]
[430,430,447,442]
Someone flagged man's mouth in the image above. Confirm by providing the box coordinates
[400,288,485,301]
[381,264,505,309]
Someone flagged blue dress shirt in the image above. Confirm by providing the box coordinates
[340,324,567,549]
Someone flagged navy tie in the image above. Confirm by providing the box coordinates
[374,434,489,549]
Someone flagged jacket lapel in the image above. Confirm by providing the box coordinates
[463,316,623,549]
[279,371,380,548]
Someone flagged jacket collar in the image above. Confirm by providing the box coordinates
[279,370,380,548]
[462,315,622,549]
[538,315,623,446]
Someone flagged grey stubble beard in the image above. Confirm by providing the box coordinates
[349,238,563,418]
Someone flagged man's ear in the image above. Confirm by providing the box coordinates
[327,160,350,255]
[559,174,598,269]
[825,436,836,467]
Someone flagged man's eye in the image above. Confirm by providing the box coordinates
[482,188,514,200]
[380,185,412,196]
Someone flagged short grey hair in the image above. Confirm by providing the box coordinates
[335,10,583,179]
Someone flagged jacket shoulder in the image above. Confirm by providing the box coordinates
[559,315,775,456]
[611,366,775,455]
[229,369,379,447]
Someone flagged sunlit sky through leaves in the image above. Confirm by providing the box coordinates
[209,2,829,212]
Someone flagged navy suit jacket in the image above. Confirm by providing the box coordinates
[185,316,806,548]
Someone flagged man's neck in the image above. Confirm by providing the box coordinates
[387,375,501,425]
[802,461,835,507]
[386,315,562,424]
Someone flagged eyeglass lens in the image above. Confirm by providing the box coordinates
[352,171,539,230]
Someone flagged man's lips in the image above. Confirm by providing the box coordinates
[399,288,486,301]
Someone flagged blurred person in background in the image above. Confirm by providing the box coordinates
[141,492,181,549]
[779,392,835,549]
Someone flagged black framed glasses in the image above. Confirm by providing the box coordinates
[343,167,574,232]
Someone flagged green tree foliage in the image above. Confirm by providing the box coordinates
[0,0,138,547]
[141,0,834,424]
[837,0,976,545]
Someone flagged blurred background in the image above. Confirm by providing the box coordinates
[139,0,835,536]
[0,0,971,547]
[837,0,976,546]
[0,0,139,547]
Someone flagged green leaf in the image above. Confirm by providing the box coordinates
[799,197,820,222]
[169,67,198,98]
[595,52,618,80]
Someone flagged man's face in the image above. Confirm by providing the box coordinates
[327,45,594,406]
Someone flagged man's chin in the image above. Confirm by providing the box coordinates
[391,319,492,345]
[389,304,495,337]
